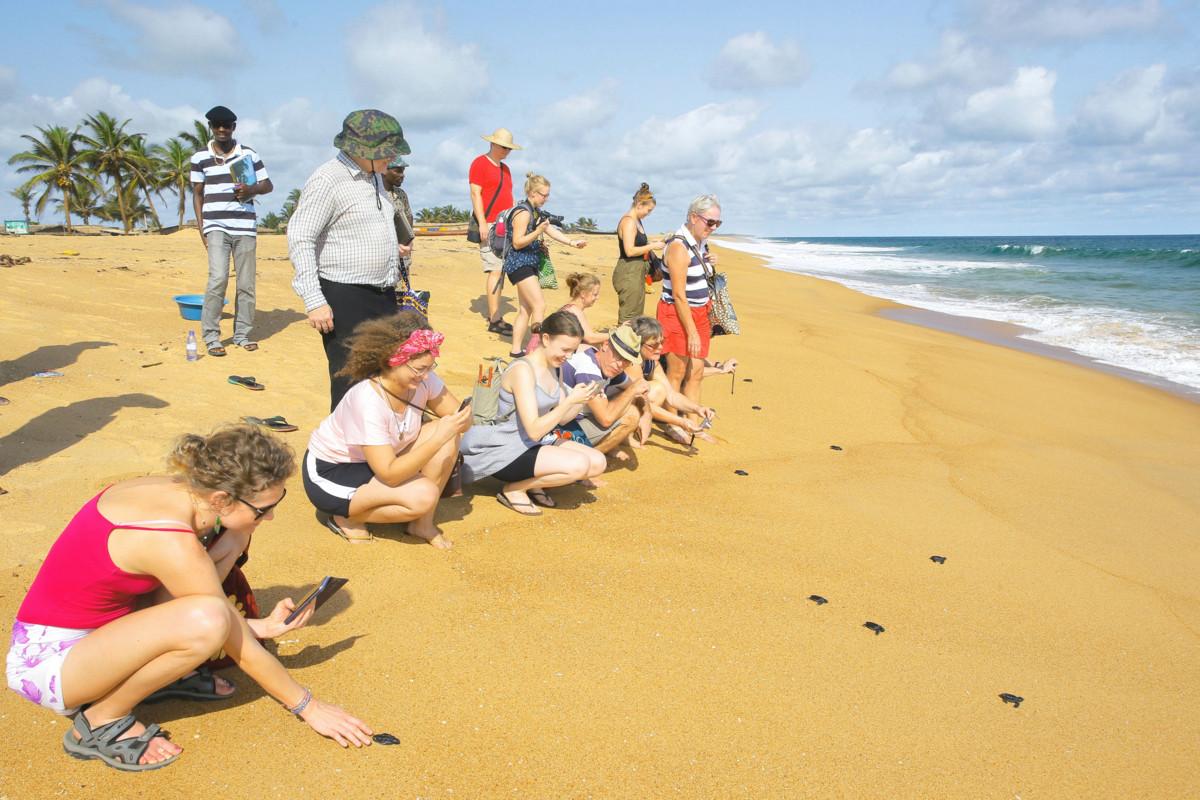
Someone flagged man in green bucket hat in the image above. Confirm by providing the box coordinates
[288,110,415,410]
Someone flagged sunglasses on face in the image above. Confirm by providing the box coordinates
[237,487,287,520]
[211,122,235,130]
[694,214,722,229]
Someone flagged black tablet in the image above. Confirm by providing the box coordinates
[284,576,348,625]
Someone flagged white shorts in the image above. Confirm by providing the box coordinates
[6,619,92,715]
[480,224,503,272]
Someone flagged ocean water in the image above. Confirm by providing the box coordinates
[719,235,1200,394]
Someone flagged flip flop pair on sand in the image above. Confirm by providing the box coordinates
[242,415,298,432]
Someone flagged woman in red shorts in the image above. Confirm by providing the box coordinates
[657,194,722,417]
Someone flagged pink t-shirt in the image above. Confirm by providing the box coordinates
[308,374,445,464]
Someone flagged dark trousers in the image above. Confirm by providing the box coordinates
[320,278,396,411]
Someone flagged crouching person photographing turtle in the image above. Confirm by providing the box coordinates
[4,424,373,771]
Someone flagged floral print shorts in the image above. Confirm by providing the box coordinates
[6,619,92,714]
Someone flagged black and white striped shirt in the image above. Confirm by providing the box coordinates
[190,142,268,237]
[661,225,711,307]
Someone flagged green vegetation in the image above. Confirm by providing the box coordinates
[415,205,471,223]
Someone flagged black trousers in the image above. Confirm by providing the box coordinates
[319,278,397,411]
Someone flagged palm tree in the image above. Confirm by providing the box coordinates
[152,137,193,229]
[177,119,210,153]
[80,111,146,233]
[98,182,153,229]
[72,182,104,225]
[124,136,163,229]
[9,185,34,224]
[281,187,302,220]
[7,125,96,232]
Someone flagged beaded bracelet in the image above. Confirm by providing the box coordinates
[286,687,313,716]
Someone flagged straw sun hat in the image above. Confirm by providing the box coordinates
[481,128,522,150]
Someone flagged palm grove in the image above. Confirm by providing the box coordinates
[8,112,599,233]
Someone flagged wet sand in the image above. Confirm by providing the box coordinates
[1,230,1198,798]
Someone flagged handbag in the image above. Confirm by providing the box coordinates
[538,250,558,289]
[680,237,740,336]
[395,261,430,319]
[467,163,506,244]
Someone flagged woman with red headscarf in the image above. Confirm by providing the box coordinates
[302,311,473,546]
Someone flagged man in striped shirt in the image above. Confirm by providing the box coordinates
[190,105,273,357]
[288,109,412,410]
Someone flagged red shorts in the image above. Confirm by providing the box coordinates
[657,300,711,359]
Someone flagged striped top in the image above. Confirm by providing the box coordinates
[661,225,710,307]
[287,152,400,311]
[190,142,268,237]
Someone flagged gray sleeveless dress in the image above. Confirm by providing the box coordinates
[459,363,563,483]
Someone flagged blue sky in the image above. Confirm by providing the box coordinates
[2,0,1198,235]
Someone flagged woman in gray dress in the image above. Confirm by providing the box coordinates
[460,311,605,516]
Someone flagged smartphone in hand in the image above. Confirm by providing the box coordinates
[458,397,472,412]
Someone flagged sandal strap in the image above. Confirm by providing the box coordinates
[74,712,136,746]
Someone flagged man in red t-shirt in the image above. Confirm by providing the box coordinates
[470,128,520,334]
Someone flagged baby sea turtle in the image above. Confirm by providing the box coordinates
[999,693,1024,708]
[863,621,885,635]
[808,595,828,605]
[752,405,762,410]
[930,555,947,564]
[734,469,749,476]
[742,378,753,383]
[372,733,402,745]
[830,445,843,451]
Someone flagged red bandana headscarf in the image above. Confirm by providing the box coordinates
[387,329,444,367]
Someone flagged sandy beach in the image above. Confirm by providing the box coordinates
[1,230,1198,798]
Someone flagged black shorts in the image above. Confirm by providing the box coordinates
[507,263,538,284]
[492,445,547,483]
[302,450,375,518]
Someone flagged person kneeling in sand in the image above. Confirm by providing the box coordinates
[627,316,717,446]
[527,271,608,354]
[555,324,650,456]
[460,310,604,516]
[5,425,372,772]
[302,312,473,546]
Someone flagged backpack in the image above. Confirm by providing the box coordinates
[489,200,536,261]
[470,356,509,425]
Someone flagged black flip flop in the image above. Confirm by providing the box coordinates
[228,375,265,391]
[208,345,227,357]
[496,492,541,516]
[528,489,556,508]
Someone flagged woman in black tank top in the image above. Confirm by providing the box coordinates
[612,183,665,324]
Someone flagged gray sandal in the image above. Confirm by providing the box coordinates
[62,712,178,771]
[143,667,234,703]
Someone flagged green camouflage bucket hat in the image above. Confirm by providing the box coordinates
[333,109,411,160]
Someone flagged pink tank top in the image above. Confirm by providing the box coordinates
[16,488,192,629]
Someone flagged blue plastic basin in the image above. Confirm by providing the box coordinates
[173,294,226,321]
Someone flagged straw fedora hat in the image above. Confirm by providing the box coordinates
[481,128,523,150]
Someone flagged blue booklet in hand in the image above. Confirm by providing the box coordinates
[229,154,257,186]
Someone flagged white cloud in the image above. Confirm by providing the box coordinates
[949,67,1057,141]
[1071,64,1166,144]
[346,2,488,130]
[98,1,245,77]
[966,0,1163,41]
[709,32,809,90]
[536,81,619,140]
[613,100,762,177]
[882,31,1005,91]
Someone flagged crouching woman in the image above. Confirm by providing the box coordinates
[303,311,473,546]
[5,425,372,771]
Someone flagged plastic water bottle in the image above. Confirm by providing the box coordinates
[186,330,198,362]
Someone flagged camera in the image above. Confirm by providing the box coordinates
[537,210,566,228]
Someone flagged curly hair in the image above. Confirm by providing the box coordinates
[168,423,295,498]
[565,272,600,298]
[335,310,432,383]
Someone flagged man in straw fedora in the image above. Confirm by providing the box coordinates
[288,109,412,410]
[469,127,521,336]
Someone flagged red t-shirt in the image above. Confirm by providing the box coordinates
[469,155,514,223]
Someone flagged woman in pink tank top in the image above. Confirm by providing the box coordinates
[5,424,374,771]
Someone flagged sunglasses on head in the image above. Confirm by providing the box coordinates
[236,487,287,520]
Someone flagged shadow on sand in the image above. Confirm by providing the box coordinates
[0,341,115,388]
